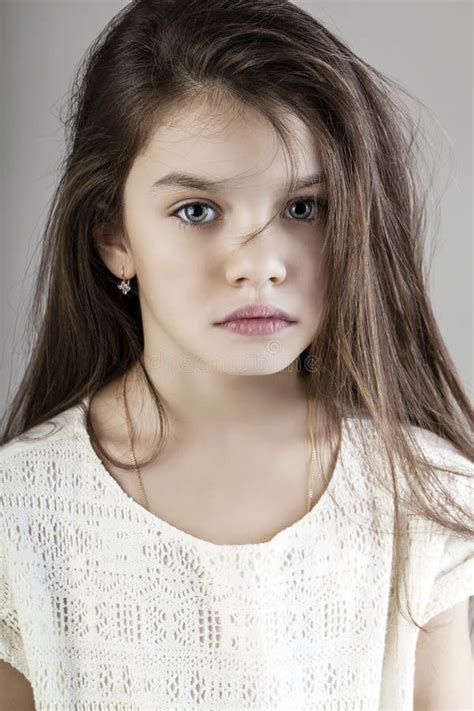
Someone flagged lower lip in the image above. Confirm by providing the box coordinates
[216,318,295,336]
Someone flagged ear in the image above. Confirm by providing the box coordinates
[92,220,136,281]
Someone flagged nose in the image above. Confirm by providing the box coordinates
[223,220,289,288]
[225,253,287,289]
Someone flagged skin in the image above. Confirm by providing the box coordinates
[0,661,35,710]
[94,98,328,444]
[414,597,473,710]
[90,97,334,545]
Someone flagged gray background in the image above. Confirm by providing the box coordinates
[0,0,472,650]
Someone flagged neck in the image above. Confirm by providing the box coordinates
[119,354,316,448]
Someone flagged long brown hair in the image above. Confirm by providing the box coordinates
[1,0,472,635]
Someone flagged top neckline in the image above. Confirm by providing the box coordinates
[72,395,350,554]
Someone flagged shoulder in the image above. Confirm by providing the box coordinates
[343,416,473,516]
[407,423,473,469]
[403,424,473,509]
[0,401,86,493]
[350,414,472,473]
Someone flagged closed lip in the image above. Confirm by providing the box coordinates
[215,304,297,324]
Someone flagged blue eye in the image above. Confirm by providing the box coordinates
[170,197,328,231]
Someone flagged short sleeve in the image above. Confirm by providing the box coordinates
[419,530,474,627]
[416,442,474,628]
[0,501,30,678]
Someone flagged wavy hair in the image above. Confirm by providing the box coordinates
[1,0,472,634]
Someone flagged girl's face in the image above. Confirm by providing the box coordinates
[99,99,328,378]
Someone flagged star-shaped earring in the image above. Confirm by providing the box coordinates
[118,265,131,294]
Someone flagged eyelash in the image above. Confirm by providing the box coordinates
[170,197,328,231]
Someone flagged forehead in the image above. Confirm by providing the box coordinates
[136,99,323,191]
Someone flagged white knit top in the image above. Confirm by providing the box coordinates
[0,398,472,710]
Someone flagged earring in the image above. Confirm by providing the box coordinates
[117,265,131,294]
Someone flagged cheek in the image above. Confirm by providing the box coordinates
[313,271,328,311]
[297,242,327,294]
[133,222,206,281]
[134,241,211,319]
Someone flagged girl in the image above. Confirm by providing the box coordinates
[0,1,472,709]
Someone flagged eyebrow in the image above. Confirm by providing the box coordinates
[150,171,326,193]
